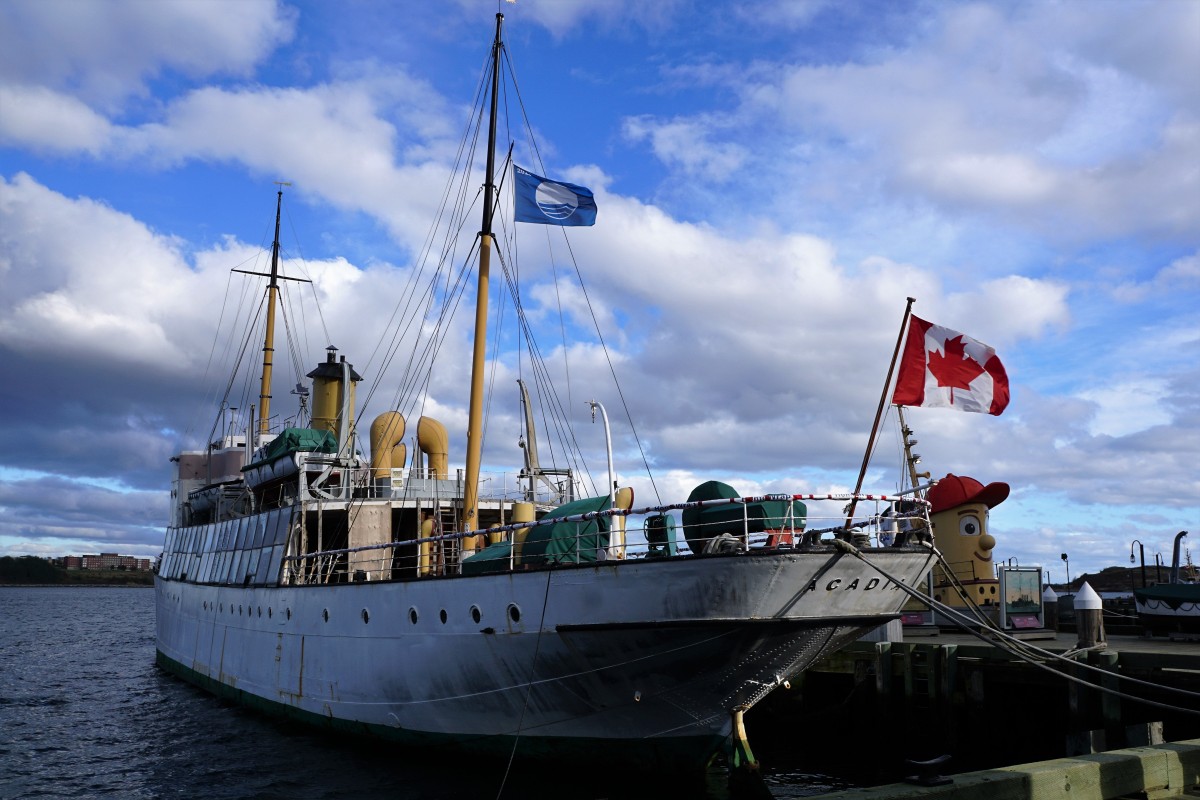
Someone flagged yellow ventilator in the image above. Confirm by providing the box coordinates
[419,517,434,577]
[369,412,406,481]
[511,502,535,566]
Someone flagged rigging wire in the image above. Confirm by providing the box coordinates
[501,43,659,503]
[559,233,660,504]
[359,42,495,418]
[281,201,331,351]
[835,540,1200,715]
[493,245,597,496]
[491,197,588,490]
[494,564,554,800]
[189,269,239,444]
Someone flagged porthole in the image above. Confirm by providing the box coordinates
[439,609,447,625]
[220,603,224,612]
[470,605,482,624]
[409,607,419,625]
[257,607,262,618]
[323,608,330,622]
[268,608,273,619]
[508,604,521,623]
[286,608,292,620]
[239,605,243,615]
[203,601,207,611]
[362,608,370,624]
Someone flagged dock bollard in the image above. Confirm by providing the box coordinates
[1042,584,1058,631]
[1074,582,1106,649]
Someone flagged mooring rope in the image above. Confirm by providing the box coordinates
[833,539,1200,714]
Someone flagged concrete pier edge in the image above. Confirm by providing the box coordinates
[809,739,1200,800]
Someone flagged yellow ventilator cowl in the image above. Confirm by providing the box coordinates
[369,412,406,480]
[611,486,634,559]
[417,416,449,479]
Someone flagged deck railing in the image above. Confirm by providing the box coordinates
[296,461,572,506]
[281,493,930,585]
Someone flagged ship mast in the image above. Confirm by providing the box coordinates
[257,182,290,441]
[233,182,311,448]
[461,13,505,537]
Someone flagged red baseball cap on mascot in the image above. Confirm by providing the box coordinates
[926,474,1010,514]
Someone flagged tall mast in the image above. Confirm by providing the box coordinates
[257,182,291,441]
[461,13,504,537]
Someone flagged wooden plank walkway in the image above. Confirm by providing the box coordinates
[807,739,1200,800]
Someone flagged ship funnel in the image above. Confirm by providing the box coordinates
[417,416,449,479]
[307,346,362,446]
[370,412,406,482]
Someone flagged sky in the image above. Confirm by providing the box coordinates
[0,0,1197,582]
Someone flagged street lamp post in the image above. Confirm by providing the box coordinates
[1061,552,1071,593]
[1131,539,1147,589]
[1155,553,1164,584]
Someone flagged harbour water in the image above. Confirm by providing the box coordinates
[0,586,850,799]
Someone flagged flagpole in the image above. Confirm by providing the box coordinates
[844,296,916,528]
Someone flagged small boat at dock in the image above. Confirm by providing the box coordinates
[1135,531,1199,637]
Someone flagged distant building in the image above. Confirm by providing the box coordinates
[55,553,152,571]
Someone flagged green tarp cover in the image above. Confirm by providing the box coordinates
[461,540,514,576]
[461,496,612,574]
[245,427,337,470]
[520,495,611,566]
[681,480,806,554]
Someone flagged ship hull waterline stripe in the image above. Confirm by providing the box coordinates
[155,650,727,772]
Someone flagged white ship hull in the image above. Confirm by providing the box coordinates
[156,546,932,769]
[1134,586,1200,636]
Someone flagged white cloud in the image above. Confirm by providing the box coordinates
[903,153,1059,208]
[622,115,747,180]
[454,0,684,38]
[627,1,1200,245]
[0,85,114,153]
[0,0,295,108]
[1078,379,1172,438]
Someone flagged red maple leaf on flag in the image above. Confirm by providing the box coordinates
[927,335,985,405]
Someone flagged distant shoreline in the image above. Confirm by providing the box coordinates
[0,582,154,588]
[0,556,155,586]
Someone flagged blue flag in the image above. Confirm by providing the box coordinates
[513,165,597,226]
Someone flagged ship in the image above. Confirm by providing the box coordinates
[1134,530,1198,637]
[154,13,937,773]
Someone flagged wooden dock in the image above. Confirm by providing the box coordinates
[808,738,1200,799]
[748,631,1200,787]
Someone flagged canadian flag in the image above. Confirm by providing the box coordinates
[891,315,1010,415]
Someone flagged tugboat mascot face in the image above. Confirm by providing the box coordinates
[926,474,1009,608]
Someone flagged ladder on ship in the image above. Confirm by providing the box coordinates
[436,502,459,576]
